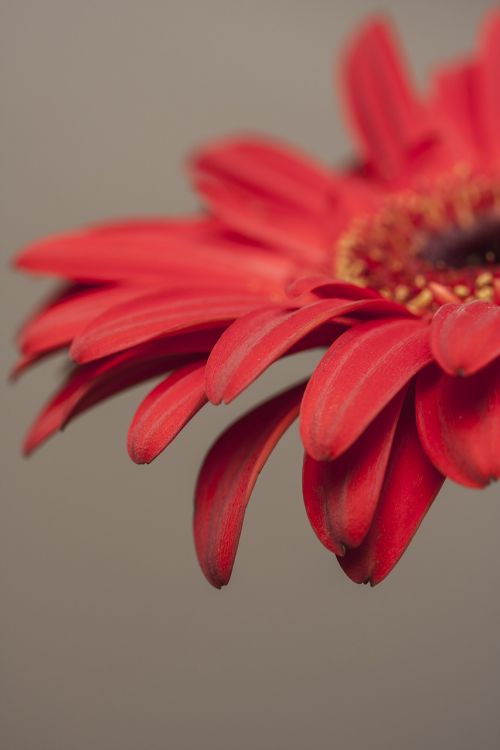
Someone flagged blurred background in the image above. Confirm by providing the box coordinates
[1,1,499,748]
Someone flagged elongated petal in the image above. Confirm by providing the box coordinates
[18,285,142,355]
[430,301,500,376]
[88,216,216,236]
[15,226,297,292]
[342,20,432,178]
[339,398,445,585]
[194,382,305,588]
[24,331,220,454]
[301,318,432,460]
[10,351,54,380]
[23,354,170,455]
[416,361,500,488]
[206,298,408,405]
[196,177,329,267]
[71,292,261,363]
[17,281,238,362]
[433,61,482,158]
[478,11,500,162]
[432,13,500,165]
[128,361,207,464]
[303,390,405,555]
[192,136,333,213]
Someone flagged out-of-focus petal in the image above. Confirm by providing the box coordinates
[478,11,500,162]
[191,136,334,213]
[433,61,483,159]
[196,177,330,268]
[341,19,433,179]
[70,292,263,363]
[10,351,55,380]
[416,361,500,488]
[23,331,220,454]
[193,382,305,588]
[18,285,142,356]
[15,225,298,293]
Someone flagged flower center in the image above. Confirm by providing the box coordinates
[334,170,500,313]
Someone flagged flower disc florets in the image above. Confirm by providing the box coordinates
[335,169,500,313]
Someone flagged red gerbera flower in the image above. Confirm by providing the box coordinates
[13,14,500,588]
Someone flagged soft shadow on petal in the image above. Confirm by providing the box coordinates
[193,382,306,588]
[128,360,208,464]
[302,388,406,555]
[339,394,445,585]
[416,360,500,487]
[300,317,432,460]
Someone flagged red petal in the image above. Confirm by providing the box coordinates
[24,331,220,454]
[70,292,261,363]
[339,397,445,585]
[433,61,483,157]
[193,382,305,588]
[18,285,141,355]
[23,355,170,455]
[191,136,333,213]
[303,389,405,555]
[300,318,432,460]
[287,275,381,301]
[88,216,215,236]
[430,301,500,376]
[478,11,500,162]
[196,177,329,268]
[127,361,207,464]
[206,298,409,405]
[416,361,500,488]
[342,20,432,178]
[10,351,54,380]
[15,225,296,293]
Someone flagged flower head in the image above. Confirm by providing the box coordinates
[14,14,500,588]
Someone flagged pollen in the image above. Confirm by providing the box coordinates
[334,169,500,314]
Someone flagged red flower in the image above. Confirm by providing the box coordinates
[14,14,500,588]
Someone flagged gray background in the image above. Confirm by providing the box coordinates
[1,1,499,748]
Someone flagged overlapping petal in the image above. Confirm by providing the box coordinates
[24,331,219,454]
[128,361,207,464]
[342,20,433,179]
[339,397,445,585]
[11,12,500,592]
[430,301,500,376]
[18,284,142,356]
[16,223,300,293]
[195,177,331,267]
[300,318,433,460]
[287,275,381,301]
[192,136,334,213]
[70,291,264,363]
[478,11,500,162]
[303,389,405,555]
[194,383,305,588]
[206,297,404,405]
[433,61,482,159]
[416,361,500,488]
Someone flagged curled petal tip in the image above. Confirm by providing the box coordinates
[194,383,305,588]
[127,361,207,465]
